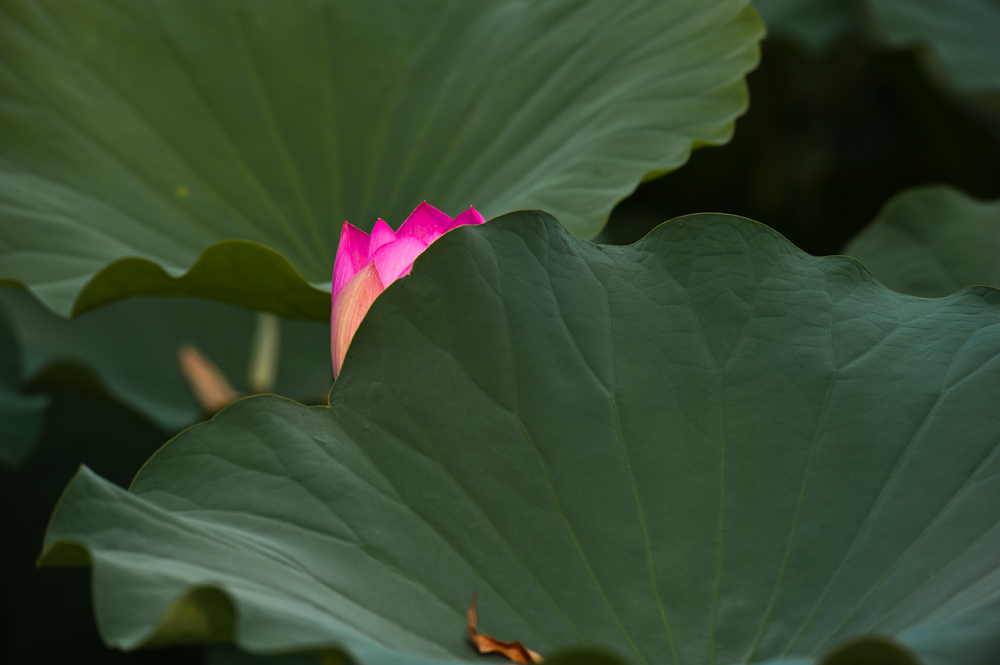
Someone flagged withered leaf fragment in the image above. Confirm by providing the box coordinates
[466,592,543,664]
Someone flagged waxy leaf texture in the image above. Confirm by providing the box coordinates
[0,0,762,319]
[42,213,1000,665]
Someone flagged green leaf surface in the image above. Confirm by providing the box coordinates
[869,0,1000,93]
[843,185,1000,298]
[0,0,763,318]
[544,650,631,665]
[42,213,1000,665]
[0,298,48,467]
[756,0,1000,98]
[0,288,332,432]
[753,0,860,51]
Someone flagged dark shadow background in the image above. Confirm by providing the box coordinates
[599,37,1000,253]
[0,390,202,664]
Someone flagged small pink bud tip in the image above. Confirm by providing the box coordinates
[330,203,485,377]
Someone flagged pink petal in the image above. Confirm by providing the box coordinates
[371,236,427,285]
[368,218,397,257]
[447,206,486,232]
[333,222,372,298]
[395,261,416,279]
[331,202,487,378]
[331,263,384,378]
[397,201,453,241]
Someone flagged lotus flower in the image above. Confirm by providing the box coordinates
[331,202,486,377]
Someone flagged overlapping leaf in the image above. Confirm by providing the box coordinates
[756,0,1000,98]
[844,185,1000,298]
[752,0,859,51]
[868,0,1000,94]
[0,0,763,318]
[0,300,48,466]
[42,213,1000,665]
[0,289,331,432]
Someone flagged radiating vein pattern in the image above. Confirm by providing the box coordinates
[41,213,1000,665]
[0,0,762,317]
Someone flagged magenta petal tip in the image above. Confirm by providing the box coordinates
[330,201,488,378]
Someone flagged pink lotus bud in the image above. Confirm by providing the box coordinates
[331,202,486,377]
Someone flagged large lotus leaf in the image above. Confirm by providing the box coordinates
[0,297,48,466]
[843,185,1000,298]
[868,0,1000,93]
[0,0,763,319]
[41,213,1000,665]
[0,288,331,432]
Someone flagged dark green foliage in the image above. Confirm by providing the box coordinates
[0,305,47,467]
[39,213,1000,665]
[0,0,762,317]
[844,186,1000,297]
[0,289,332,433]
[600,39,1000,255]
[3,4,1000,664]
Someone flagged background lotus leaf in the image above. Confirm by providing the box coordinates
[0,289,332,433]
[755,0,1000,99]
[843,185,1000,298]
[868,0,1000,94]
[40,212,1000,665]
[0,0,763,319]
[0,301,48,467]
[752,0,859,52]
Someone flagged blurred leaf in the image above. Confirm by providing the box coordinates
[599,38,1000,256]
[843,185,1000,297]
[0,301,48,467]
[757,0,1000,99]
[0,0,763,319]
[753,0,861,51]
[869,0,1000,94]
[41,212,1000,665]
[0,289,331,432]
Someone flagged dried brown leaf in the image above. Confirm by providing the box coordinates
[466,593,543,664]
